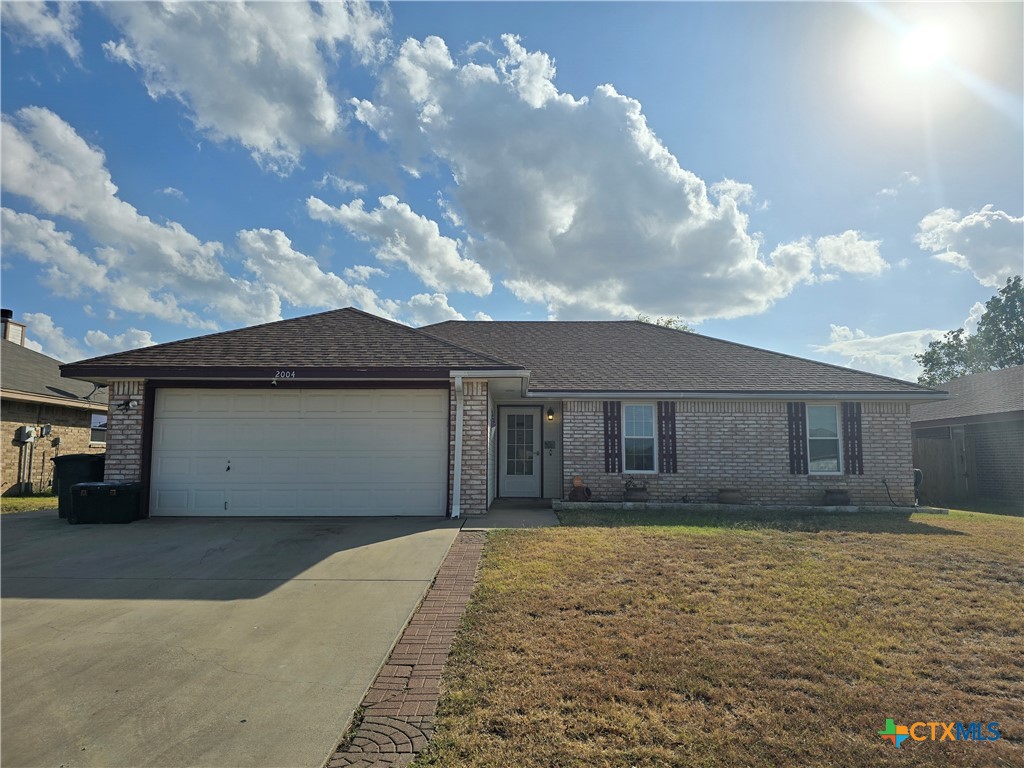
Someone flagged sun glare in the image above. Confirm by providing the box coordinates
[900,25,950,71]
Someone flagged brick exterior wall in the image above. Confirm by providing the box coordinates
[563,399,915,506]
[448,379,489,515]
[103,380,146,483]
[1,399,104,495]
[969,419,1024,503]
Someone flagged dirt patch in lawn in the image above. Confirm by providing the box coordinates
[416,511,1022,767]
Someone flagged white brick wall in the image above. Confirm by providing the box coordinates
[563,399,915,506]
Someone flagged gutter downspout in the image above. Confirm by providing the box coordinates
[451,375,464,519]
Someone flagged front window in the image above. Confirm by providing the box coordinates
[90,413,107,444]
[807,405,841,473]
[623,404,656,472]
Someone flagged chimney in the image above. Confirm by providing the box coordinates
[1,309,27,346]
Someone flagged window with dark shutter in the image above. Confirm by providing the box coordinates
[787,402,808,475]
[603,401,622,473]
[657,401,677,473]
[842,402,864,475]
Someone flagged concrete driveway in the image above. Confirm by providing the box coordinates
[1,511,462,768]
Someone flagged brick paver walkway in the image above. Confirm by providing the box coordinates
[326,531,486,768]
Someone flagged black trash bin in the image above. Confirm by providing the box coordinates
[52,453,105,518]
[68,482,143,524]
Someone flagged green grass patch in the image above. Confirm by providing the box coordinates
[0,494,58,514]
[417,511,1023,767]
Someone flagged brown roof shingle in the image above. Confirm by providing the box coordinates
[423,320,939,396]
[62,308,519,380]
[911,366,1024,424]
[2,339,108,405]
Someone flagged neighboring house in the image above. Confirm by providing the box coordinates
[910,366,1024,507]
[1,312,108,496]
[60,308,942,517]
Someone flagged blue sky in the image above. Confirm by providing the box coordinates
[1,1,1021,380]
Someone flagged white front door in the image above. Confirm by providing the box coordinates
[499,407,542,497]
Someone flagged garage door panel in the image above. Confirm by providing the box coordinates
[268,393,302,413]
[151,388,447,516]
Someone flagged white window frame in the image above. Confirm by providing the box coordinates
[806,403,842,475]
[622,402,658,474]
[89,412,107,447]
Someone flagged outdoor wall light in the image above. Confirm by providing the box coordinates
[547,407,555,421]
[116,399,139,411]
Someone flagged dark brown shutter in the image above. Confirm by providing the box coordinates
[603,401,622,473]
[842,402,864,475]
[657,401,677,473]
[787,402,808,475]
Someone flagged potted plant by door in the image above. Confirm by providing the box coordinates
[623,476,649,502]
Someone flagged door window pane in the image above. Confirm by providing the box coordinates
[506,413,534,476]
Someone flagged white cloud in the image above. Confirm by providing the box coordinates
[84,328,156,355]
[814,324,946,381]
[915,205,1023,288]
[22,312,85,362]
[316,173,367,194]
[1,1,81,60]
[102,1,390,174]
[158,186,186,200]
[876,170,921,197]
[436,192,463,227]
[308,194,493,296]
[710,179,755,206]
[815,231,888,276]
[963,301,986,334]
[1,208,108,297]
[403,293,466,326]
[1,106,279,328]
[343,264,388,282]
[352,35,823,321]
[237,228,398,318]
[473,311,493,321]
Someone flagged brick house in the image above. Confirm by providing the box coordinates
[2,313,108,496]
[60,308,942,517]
[911,365,1024,507]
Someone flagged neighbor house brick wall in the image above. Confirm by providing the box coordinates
[563,399,915,506]
[104,380,145,483]
[1,399,103,495]
[448,379,488,515]
[968,419,1024,502]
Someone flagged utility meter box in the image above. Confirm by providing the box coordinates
[15,425,37,443]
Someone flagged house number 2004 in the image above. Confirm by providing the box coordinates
[274,370,296,378]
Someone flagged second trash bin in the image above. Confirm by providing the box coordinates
[68,482,143,524]
[52,453,105,519]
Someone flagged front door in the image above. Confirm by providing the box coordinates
[499,407,542,497]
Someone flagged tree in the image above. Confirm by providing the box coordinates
[915,275,1024,386]
[636,313,694,332]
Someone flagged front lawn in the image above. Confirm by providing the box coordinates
[418,510,1022,767]
[0,494,58,514]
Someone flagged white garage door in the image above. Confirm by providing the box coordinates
[150,388,448,517]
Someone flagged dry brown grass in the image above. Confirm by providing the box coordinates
[417,510,1023,767]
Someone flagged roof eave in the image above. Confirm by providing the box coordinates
[524,389,948,402]
[60,364,527,384]
[1,388,108,411]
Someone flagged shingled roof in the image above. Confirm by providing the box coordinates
[423,320,940,397]
[911,366,1024,424]
[61,308,520,381]
[2,339,108,407]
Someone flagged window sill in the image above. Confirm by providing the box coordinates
[88,442,107,449]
